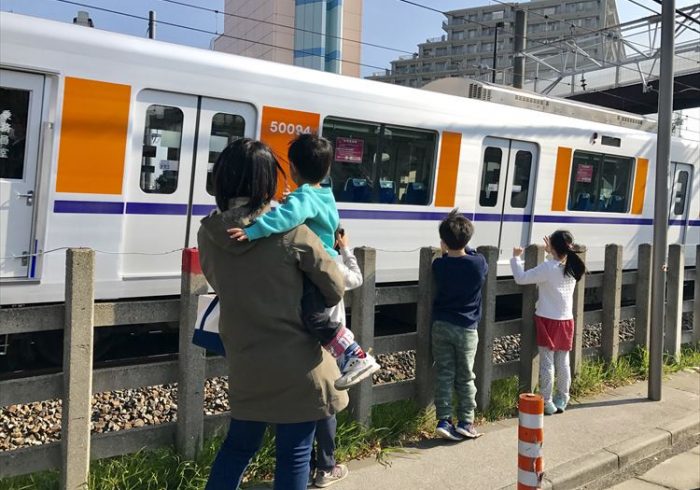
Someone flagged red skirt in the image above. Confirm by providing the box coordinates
[535,315,575,351]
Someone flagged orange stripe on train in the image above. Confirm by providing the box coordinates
[631,157,649,215]
[56,77,131,194]
[551,147,572,212]
[434,131,462,207]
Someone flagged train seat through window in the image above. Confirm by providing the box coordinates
[343,178,371,203]
[402,182,427,205]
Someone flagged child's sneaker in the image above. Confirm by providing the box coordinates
[308,468,316,487]
[455,421,482,439]
[315,464,348,488]
[435,419,464,441]
[544,400,557,415]
[553,393,568,413]
[335,353,380,390]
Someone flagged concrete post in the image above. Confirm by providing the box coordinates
[664,244,684,361]
[570,245,587,376]
[177,248,208,460]
[475,246,498,411]
[415,247,437,411]
[349,247,376,426]
[694,244,700,344]
[519,244,544,393]
[61,248,95,490]
[601,244,622,364]
[635,244,653,350]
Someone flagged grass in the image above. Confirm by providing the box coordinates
[3,343,698,490]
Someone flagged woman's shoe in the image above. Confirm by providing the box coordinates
[553,394,568,413]
[543,400,557,415]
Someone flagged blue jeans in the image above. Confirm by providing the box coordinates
[311,415,336,472]
[206,418,316,490]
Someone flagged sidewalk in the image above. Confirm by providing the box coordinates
[327,370,700,490]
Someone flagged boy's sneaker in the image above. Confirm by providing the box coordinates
[315,464,348,488]
[455,421,482,439]
[553,394,568,413]
[544,400,557,415]
[335,353,380,390]
[435,419,464,441]
[308,469,316,487]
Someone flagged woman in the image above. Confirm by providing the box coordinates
[198,138,349,489]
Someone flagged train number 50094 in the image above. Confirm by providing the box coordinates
[268,121,313,135]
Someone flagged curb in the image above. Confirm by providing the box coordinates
[539,413,700,490]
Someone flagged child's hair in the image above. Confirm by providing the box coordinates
[549,230,586,281]
[212,138,283,212]
[288,133,333,184]
[439,208,474,250]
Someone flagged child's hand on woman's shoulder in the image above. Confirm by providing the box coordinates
[512,247,524,258]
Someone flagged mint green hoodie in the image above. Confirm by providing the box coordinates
[245,184,340,256]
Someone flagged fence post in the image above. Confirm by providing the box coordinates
[664,244,684,361]
[570,245,587,377]
[694,244,700,344]
[601,244,622,364]
[61,248,95,490]
[519,244,544,393]
[415,247,437,411]
[349,247,376,426]
[635,244,653,350]
[475,246,498,411]
[177,248,208,460]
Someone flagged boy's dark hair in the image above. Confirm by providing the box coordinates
[212,138,283,212]
[288,133,333,184]
[439,208,474,250]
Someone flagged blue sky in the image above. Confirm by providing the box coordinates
[1,0,697,78]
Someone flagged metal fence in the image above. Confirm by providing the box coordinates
[0,244,697,485]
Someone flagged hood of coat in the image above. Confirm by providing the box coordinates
[198,199,270,256]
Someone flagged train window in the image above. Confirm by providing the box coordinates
[0,87,30,179]
[206,113,245,195]
[140,105,184,194]
[672,170,689,216]
[322,117,437,205]
[479,147,502,207]
[510,150,532,208]
[567,150,634,213]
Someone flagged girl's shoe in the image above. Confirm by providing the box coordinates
[543,400,557,415]
[553,394,568,413]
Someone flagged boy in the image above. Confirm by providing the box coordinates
[432,209,487,441]
[228,134,379,389]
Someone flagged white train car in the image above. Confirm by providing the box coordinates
[0,13,698,306]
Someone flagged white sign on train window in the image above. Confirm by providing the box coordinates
[159,160,179,171]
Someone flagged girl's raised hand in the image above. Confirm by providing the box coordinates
[543,236,552,254]
[512,247,524,257]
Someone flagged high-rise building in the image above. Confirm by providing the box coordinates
[369,0,623,87]
[213,0,362,77]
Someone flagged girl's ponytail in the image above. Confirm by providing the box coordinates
[550,230,586,281]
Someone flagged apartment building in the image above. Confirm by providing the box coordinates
[369,0,623,87]
[213,0,363,76]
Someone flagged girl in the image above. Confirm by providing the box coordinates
[511,230,586,415]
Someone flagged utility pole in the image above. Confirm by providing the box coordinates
[148,10,156,39]
[492,21,504,83]
[648,0,675,402]
[513,10,527,89]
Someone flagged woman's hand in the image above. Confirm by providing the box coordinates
[512,247,524,258]
[336,230,349,249]
[227,228,249,241]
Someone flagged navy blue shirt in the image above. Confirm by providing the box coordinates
[432,249,488,329]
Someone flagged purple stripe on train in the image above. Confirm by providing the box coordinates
[53,200,124,214]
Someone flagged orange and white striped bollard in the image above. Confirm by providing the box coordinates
[518,393,544,489]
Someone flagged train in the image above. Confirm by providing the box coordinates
[1,12,698,308]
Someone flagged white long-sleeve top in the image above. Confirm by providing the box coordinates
[329,247,363,325]
[510,257,576,320]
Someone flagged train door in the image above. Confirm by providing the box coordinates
[0,70,44,279]
[668,162,692,244]
[186,98,256,247]
[122,90,198,278]
[476,137,538,263]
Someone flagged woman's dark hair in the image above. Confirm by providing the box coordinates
[212,138,284,212]
[550,230,586,281]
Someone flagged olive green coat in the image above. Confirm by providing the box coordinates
[197,204,349,423]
